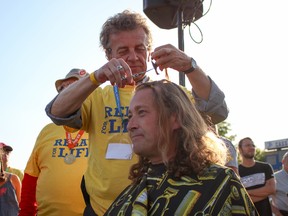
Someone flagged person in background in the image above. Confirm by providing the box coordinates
[0,147,21,215]
[271,151,288,216]
[0,142,24,181]
[105,80,257,215]
[45,10,229,215]
[19,69,89,216]
[238,137,276,216]
[220,136,238,175]
[200,114,238,174]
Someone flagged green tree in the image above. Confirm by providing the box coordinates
[217,121,236,141]
[254,148,265,162]
[217,121,265,162]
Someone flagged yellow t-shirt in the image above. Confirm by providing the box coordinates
[81,85,137,215]
[24,123,89,216]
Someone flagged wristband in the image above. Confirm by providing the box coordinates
[89,72,101,86]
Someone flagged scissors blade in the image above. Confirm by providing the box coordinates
[132,68,154,79]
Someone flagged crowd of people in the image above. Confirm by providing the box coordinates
[1,9,287,216]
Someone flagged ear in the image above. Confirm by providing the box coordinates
[238,147,243,155]
[170,114,180,131]
[105,49,112,60]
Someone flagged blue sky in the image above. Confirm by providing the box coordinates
[1,0,288,170]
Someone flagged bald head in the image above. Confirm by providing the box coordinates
[283,152,288,160]
[282,151,288,172]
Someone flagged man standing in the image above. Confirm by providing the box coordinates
[238,137,276,216]
[221,136,239,175]
[46,10,229,215]
[271,151,288,216]
[19,69,89,216]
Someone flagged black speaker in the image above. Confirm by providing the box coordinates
[143,0,204,29]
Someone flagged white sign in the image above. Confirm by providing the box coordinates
[265,138,288,150]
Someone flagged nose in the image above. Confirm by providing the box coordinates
[126,49,139,62]
[127,119,133,131]
[127,116,138,132]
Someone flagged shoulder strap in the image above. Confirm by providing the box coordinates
[7,173,12,180]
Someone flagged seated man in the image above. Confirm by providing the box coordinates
[105,80,258,215]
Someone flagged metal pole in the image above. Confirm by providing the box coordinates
[177,8,185,87]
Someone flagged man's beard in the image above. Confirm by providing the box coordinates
[243,152,255,159]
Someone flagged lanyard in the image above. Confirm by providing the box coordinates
[113,85,125,129]
[65,130,85,149]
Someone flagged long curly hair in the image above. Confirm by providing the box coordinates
[128,80,227,184]
[99,10,153,58]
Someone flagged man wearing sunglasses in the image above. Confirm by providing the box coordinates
[46,10,229,215]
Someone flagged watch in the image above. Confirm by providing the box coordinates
[182,58,197,74]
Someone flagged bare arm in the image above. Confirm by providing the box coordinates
[247,178,276,201]
[151,44,211,100]
[50,59,133,118]
[51,76,96,117]
[151,44,228,123]
[11,174,22,203]
[185,66,210,100]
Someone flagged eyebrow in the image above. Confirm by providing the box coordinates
[129,104,149,113]
[117,43,146,50]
